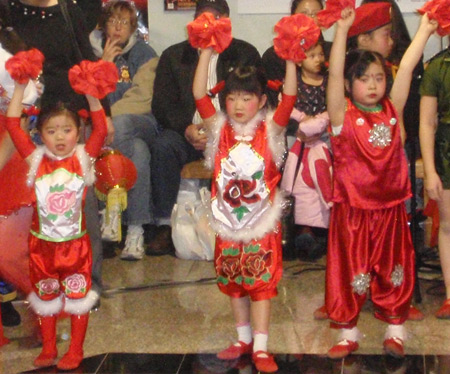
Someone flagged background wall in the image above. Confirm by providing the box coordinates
[148,0,445,62]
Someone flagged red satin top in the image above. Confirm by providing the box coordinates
[331,98,411,209]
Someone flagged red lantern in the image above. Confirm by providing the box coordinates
[95,149,137,197]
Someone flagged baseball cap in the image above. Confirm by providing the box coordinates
[195,0,230,17]
[348,2,391,38]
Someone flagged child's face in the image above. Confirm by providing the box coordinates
[105,10,134,46]
[300,44,325,75]
[360,23,393,58]
[225,91,267,124]
[41,113,80,158]
[350,62,386,108]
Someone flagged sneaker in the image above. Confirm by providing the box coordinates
[120,226,145,261]
[100,206,121,242]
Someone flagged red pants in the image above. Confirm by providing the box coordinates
[29,234,92,301]
[215,224,282,301]
[326,202,415,328]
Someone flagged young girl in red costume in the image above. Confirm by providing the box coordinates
[189,11,314,373]
[5,49,116,370]
[325,7,437,359]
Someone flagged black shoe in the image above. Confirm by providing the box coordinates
[1,301,21,327]
[146,225,175,256]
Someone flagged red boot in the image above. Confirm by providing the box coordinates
[33,316,57,367]
[0,308,10,347]
[57,314,89,370]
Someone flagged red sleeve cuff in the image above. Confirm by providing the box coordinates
[195,95,216,119]
[85,109,107,158]
[273,94,296,127]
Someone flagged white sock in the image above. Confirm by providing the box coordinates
[385,324,407,341]
[338,326,362,342]
[253,331,268,352]
[236,323,252,344]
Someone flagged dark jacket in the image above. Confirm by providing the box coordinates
[152,38,261,135]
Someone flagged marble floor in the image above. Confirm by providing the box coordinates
[2,243,450,373]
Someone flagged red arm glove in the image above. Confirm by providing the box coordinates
[195,95,216,119]
[85,109,107,158]
[273,94,296,127]
[5,117,36,159]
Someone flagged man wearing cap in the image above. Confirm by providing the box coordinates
[148,0,261,255]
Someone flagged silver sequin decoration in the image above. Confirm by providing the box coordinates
[389,118,397,125]
[351,273,371,295]
[368,122,391,148]
[391,264,404,287]
[356,118,365,126]
[300,38,306,46]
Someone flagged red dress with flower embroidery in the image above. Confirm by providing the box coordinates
[198,94,295,301]
[5,110,106,302]
[325,98,415,328]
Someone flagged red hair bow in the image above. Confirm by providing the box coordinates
[22,105,40,117]
[267,80,283,91]
[273,14,321,63]
[5,48,44,84]
[68,60,118,99]
[316,0,355,29]
[187,12,232,53]
[418,0,450,36]
[77,109,90,120]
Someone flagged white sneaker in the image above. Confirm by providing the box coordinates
[120,226,145,261]
[100,207,121,242]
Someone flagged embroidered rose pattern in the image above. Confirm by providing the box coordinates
[63,273,87,296]
[242,244,272,286]
[216,247,242,285]
[36,278,60,296]
[223,178,261,221]
[46,184,76,221]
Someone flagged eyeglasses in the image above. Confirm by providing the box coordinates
[298,10,320,17]
[107,18,130,26]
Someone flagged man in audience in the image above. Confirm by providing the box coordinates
[148,0,261,255]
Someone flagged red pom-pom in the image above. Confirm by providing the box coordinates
[316,0,355,29]
[5,48,44,84]
[273,14,321,63]
[418,0,450,36]
[187,12,232,53]
[267,79,283,92]
[95,149,137,195]
[68,60,118,99]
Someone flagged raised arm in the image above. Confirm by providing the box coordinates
[391,13,437,119]
[327,8,355,127]
[193,47,217,128]
[84,94,107,158]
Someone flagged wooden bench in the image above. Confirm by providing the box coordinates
[180,159,212,180]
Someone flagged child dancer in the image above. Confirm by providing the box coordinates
[325,8,437,359]
[192,37,297,374]
[5,51,114,370]
[420,34,450,319]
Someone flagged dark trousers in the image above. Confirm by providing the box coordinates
[151,129,203,223]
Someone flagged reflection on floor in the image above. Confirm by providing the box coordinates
[1,243,450,373]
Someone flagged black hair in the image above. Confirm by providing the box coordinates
[37,102,81,132]
[290,0,323,15]
[220,66,267,109]
[344,49,387,99]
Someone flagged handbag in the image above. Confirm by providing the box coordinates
[281,141,305,260]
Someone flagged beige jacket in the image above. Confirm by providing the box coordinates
[111,57,159,117]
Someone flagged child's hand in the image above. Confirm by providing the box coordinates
[420,12,439,35]
[337,7,355,30]
[14,81,27,92]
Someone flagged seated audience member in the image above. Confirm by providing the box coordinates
[90,0,159,261]
[148,0,261,255]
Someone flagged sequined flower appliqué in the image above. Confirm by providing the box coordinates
[351,273,371,295]
[368,122,392,148]
[391,264,404,287]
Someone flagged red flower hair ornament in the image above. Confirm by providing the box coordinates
[5,48,44,84]
[273,14,321,63]
[187,12,232,53]
[68,60,118,99]
[418,0,450,36]
[316,0,355,29]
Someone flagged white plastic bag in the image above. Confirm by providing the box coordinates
[171,187,215,261]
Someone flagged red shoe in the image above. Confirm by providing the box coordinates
[327,340,359,359]
[435,299,450,319]
[383,337,404,358]
[252,351,278,373]
[408,305,425,321]
[313,305,328,320]
[217,341,252,360]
